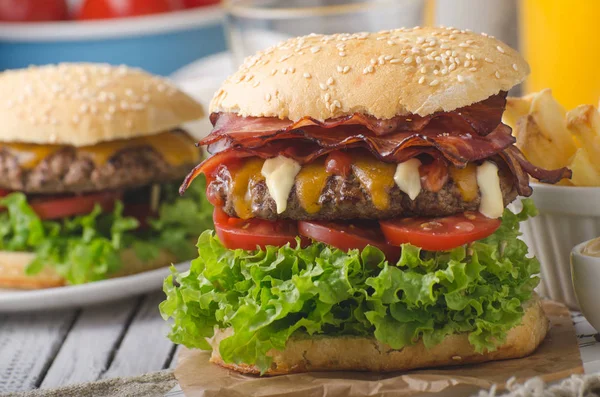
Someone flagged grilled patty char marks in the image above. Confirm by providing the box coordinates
[208,162,517,221]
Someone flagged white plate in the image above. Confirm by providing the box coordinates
[0,262,189,312]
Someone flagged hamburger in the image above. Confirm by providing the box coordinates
[0,63,212,289]
[161,27,571,374]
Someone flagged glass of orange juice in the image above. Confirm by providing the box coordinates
[520,0,600,109]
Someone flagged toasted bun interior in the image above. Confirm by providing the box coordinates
[0,63,205,147]
[0,248,178,290]
[210,296,548,375]
[211,26,529,121]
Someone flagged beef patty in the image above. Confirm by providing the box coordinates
[209,164,517,221]
[0,134,198,194]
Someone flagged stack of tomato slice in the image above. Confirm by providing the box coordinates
[213,208,501,257]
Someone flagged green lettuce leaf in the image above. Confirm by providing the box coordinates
[160,200,540,373]
[0,175,213,285]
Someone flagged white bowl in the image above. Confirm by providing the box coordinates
[516,182,600,309]
[571,240,600,331]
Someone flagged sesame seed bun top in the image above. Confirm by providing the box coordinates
[0,63,204,147]
[210,26,529,121]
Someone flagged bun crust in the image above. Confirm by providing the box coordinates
[210,296,548,375]
[0,63,204,147]
[211,27,529,121]
[0,248,178,290]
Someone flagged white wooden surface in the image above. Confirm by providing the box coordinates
[0,291,177,394]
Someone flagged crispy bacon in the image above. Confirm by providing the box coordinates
[207,123,515,167]
[203,92,508,145]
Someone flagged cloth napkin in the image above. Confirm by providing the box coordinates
[4,370,176,397]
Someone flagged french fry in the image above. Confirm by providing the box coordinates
[515,115,572,170]
[568,148,600,186]
[566,105,600,172]
[504,93,535,132]
[528,89,578,161]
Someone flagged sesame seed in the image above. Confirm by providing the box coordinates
[384,55,393,61]
[282,68,288,75]
[440,44,449,49]
[289,67,295,73]
[495,71,501,78]
[449,63,456,71]
[459,42,469,47]
[343,66,351,74]
[370,58,377,65]
[319,83,328,90]
[310,46,321,54]
[303,72,312,79]
[271,69,277,76]
[418,76,425,84]
[464,60,471,67]
[416,56,422,64]
[433,70,439,75]
[512,63,519,71]
[390,59,401,64]
[387,40,396,45]
[404,57,413,64]
[253,81,260,87]
[363,65,374,74]
[378,58,385,65]
[324,93,331,102]
[457,75,465,82]
[278,54,292,62]
[337,66,343,72]
[429,79,440,86]
[265,93,271,101]
[466,39,474,44]
[485,57,494,63]
[441,68,448,75]
[327,77,334,85]
[339,52,346,57]
[449,34,456,40]
[420,66,427,73]
[496,45,505,53]
[333,100,341,108]
[469,67,477,72]
[416,37,425,44]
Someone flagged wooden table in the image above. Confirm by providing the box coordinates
[0,291,176,394]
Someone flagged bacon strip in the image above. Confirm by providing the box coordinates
[203,92,508,145]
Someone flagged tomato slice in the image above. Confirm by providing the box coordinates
[28,191,123,221]
[213,208,306,251]
[298,220,400,261]
[380,212,501,251]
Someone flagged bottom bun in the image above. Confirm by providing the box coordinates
[210,296,548,375]
[0,248,178,290]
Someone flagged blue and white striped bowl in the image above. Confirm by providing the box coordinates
[0,7,227,76]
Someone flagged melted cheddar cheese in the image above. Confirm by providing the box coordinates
[230,158,265,219]
[295,159,329,214]
[352,157,396,211]
[449,164,478,202]
[0,131,199,169]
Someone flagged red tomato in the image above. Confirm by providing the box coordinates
[181,0,220,8]
[28,191,123,221]
[298,220,400,261]
[325,151,353,177]
[0,0,68,22]
[213,208,306,251]
[379,212,501,251]
[77,0,174,20]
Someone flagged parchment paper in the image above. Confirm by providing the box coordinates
[175,300,583,397]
